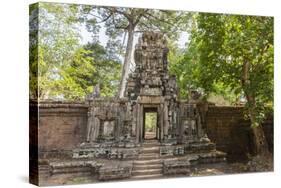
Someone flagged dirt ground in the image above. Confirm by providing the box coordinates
[191,154,273,177]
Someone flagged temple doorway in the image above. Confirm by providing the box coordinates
[143,107,158,140]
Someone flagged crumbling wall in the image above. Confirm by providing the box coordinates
[86,98,134,143]
[206,106,273,161]
[37,102,88,158]
[36,102,273,160]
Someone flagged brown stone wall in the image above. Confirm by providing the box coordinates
[35,102,273,161]
[206,106,273,161]
[38,102,88,155]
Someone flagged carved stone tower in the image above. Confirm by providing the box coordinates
[85,32,211,146]
[124,32,180,144]
[126,32,178,99]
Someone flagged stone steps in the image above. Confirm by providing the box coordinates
[145,132,157,140]
[130,173,163,180]
[142,143,160,147]
[132,168,162,176]
[133,164,162,170]
[140,146,159,153]
[131,141,163,180]
[134,158,162,165]
[138,153,159,160]
[142,140,160,147]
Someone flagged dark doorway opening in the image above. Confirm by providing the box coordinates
[143,108,158,140]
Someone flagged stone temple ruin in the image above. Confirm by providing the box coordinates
[44,32,226,182]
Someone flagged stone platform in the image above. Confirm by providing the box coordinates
[38,139,226,183]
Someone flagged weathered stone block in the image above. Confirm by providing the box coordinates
[163,160,191,175]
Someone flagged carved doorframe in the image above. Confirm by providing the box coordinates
[135,96,165,143]
[142,106,158,140]
[137,104,164,143]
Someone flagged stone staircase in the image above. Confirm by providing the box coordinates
[131,140,163,179]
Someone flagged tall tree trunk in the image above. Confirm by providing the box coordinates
[242,60,269,156]
[118,25,134,98]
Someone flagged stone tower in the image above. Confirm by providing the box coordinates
[125,32,178,100]
[124,32,180,144]
[85,32,211,145]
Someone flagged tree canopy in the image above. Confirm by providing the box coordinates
[174,13,273,119]
[30,3,122,100]
[169,13,273,155]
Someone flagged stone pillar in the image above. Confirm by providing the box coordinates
[139,105,143,143]
[159,103,164,141]
[178,104,184,144]
[86,106,94,142]
[163,101,169,138]
[115,103,122,140]
[86,105,101,142]
[194,105,204,139]
[136,102,141,143]
[132,103,137,137]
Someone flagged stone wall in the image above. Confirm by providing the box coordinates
[36,101,88,158]
[206,106,273,161]
[35,102,273,160]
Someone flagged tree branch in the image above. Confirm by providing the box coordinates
[95,12,113,23]
[144,11,186,33]
[133,9,149,26]
[111,13,128,30]
[145,12,174,26]
[88,12,103,20]
[102,7,131,21]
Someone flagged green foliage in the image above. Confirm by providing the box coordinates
[176,13,273,126]
[167,40,189,98]
[83,42,121,97]
[29,3,121,100]
[43,42,121,100]
[30,2,80,99]
[145,113,157,132]
[51,48,95,100]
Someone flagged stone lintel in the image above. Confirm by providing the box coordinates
[139,96,163,104]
